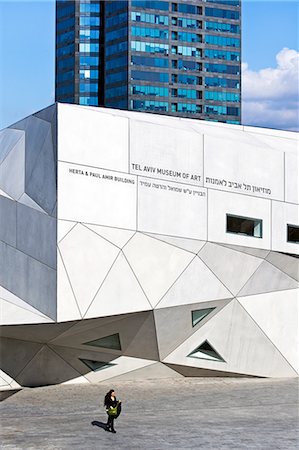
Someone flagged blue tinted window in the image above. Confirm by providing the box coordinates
[80,29,100,40]
[106,55,127,70]
[106,12,128,28]
[57,70,74,83]
[131,11,168,25]
[80,69,99,80]
[131,100,168,111]
[80,83,98,93]
[174,74,200,85]
[173,3,201,14]
[172,17,201,29]
[173,31,202,43]
[131,41,169,54]
[80,16,100,26]
[80,3,100,13]
[205,21,240,34]
[205,63,240,75]
[80,56,99,66]
[205,7,239,20]
[171,88,197,99]
[132,84,168,97]
[205,35,240,47]
[106,98,128,109]
[172,103,201,114]
[56,84,74,95]
[56,43,74,57]
[106,1,128,15]
[79,43,99,53]
[207,0,240,5]
[204,105,240,116]
[106,41,128,56]
[106,85,127,99]
[173,59,201,71]
[205,49,240,61]
[57,17,74,31]
[132,1,169,11]
[106,71,128,85]
[106,27,128,42]
[57,30,75,44]
[205,77,239,89]
[132,26,168,39]
[57,57,74,70]
[205,91,240,102]
[79,97,98,106]
[131,55,169,68]
[57,3,75,19]
[172,46,201,57]
[131,71,168,82]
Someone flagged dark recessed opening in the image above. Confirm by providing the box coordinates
[287,224,299,243]
[226,214,262,238]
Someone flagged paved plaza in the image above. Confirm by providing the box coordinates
[0,377,298,449]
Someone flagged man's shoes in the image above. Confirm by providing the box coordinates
[111,430,116,433]
[105,426,110,431]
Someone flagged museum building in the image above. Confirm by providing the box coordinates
[0,103,298,389]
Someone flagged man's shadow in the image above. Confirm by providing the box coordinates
[91,420,107,430]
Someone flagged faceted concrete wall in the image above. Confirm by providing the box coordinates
[0,105,57,322]
[0,103,298,387]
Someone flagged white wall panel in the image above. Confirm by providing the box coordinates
[272,201,299,254]
[130,120,203,186]
[58,104,129,172]
[204,135,284,201]
[138,176,207,239]
[208,189,271,249]
[58,162,137,230]
[285,152,298,204]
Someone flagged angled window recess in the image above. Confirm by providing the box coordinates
[226,214,262,238]
[83,333,121,351]
[192,308,216,327]
[287,224,299,243]
[79,359,116,372]
[188,340,225,362]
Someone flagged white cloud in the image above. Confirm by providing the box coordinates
[242,48,299,131]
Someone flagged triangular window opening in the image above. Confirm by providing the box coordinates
[191,307,216,327]
[79,358,116,372]
[188,340,225,362]
[83,333,121,351]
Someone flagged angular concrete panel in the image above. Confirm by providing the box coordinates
[16,203,57,269]
[83,223,135,249]
[18,192,48,214]
[59,224,120,317]
[164,300,297,377]
[266,252,299,282]
[154,299,232,360]
[25,127,56,215]
[16,345,82,387]
[199,242,263,295]
[124,233,194,307]
[57,219,77,243]
[145,233,206,255]
[157,256,232,309]
[0,298,53,325]
[0,337,43,379]
[0,242,56,319]
[238,261,298,297]
[0,134,25,200]
[57,251,82,322]
[0,128,24,164]
[0,196,16,247]
[238,290,299,373]
[85,252,152,318]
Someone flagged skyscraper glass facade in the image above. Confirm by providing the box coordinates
[56,0,241,123]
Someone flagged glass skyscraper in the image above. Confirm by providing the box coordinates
[56,0,241,123]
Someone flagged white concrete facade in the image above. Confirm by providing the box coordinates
[0,103,298,387]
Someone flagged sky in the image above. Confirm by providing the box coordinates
[0,0,298,131]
